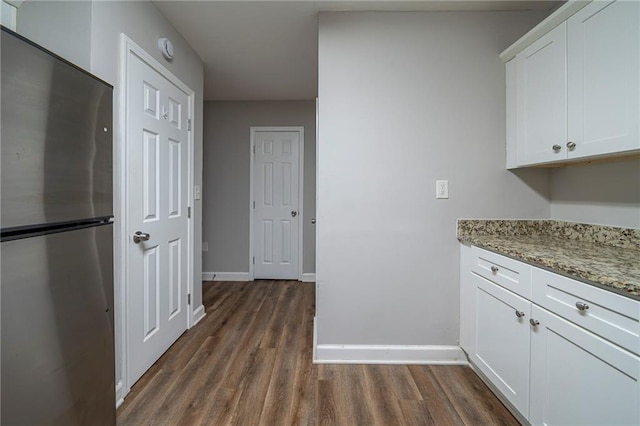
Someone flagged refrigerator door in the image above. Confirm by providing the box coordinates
[1,28,113,229]
[1,224,115,425]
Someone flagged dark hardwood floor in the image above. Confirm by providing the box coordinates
[117,280,518,425]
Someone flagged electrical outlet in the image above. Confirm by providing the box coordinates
[436,180,449,199]
[202,241,208,252]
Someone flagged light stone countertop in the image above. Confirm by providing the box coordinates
[457,220,640,300]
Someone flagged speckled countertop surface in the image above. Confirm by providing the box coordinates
[457,220,640,300]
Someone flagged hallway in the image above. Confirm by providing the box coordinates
[117,280,517,425]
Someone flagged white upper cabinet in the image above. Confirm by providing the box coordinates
[516,23,568,166]
[505,0,640,168]
[567,0,639,159]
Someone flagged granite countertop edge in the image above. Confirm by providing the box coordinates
[457,220,640,301]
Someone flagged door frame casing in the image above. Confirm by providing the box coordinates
[249,126,305,281]
[116,34,195,405]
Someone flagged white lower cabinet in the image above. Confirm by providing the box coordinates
[473,274,531,417]
[461,246,640,426]
[529,305,640,426]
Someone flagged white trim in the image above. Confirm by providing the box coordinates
[499,0,590,62]
[118,34,196,404]
[1,1,17,30]
[115,381,125,409]
[249,126,305,281]
[203,272,252,282]
[314,344,468,365]
[192,305,206,326]
[313,316,318,362]
[301,273,316,282]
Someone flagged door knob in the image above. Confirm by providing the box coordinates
[133,231,150,244]
[291,211,298,217]
[311,218,316,224]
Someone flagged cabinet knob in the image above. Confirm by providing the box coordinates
[566,141,577,150]
[515,310,525,318]
[529,318,540,327]
[552,144,562,152]
[575,301,589,311]
[490,266,499,273]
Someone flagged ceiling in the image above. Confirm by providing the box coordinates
[154,1,560,101]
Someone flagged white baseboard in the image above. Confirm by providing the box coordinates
[314,344,468,365]
[301,273,316,282]
[192,304,206,326]
[115,380,126,408]
[202,272,251,282]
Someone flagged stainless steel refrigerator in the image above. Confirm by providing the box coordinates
[1,27,116,424]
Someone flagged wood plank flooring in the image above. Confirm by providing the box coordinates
[117,280,518,425]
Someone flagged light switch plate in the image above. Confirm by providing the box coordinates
[194,185,201,200]
[436,180,449,199]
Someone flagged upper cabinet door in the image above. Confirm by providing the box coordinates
[516,23,568,166]
[567,0,640,159]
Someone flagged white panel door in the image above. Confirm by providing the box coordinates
[529,305,640,426]
[254,131,300,279]
[126,52,190,386]
[517,23,568,166]
[567,0,640,159]
[473,274,531,417]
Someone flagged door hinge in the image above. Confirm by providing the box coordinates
[253,201,255,209]
[253,144,255,154]
[188,206,191,218]
[188,294,191,305]
[187,118,192,131]
[253,256,255,264]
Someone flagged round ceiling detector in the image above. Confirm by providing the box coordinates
[158,37,174,61]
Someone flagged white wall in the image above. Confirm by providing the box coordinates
[15,0,91,69]
[550,158,640,228]
[89,0,204,404]
[316,11,550,354]
[203,101,316,276]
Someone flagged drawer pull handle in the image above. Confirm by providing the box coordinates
[575,302,589,311]
[515,310,525,318]
[490,266,499,273]
[529,319,540,327]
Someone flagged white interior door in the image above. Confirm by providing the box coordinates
[126,51,190,386]
[253,130,300,279]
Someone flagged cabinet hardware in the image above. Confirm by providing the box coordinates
[491,266,499,273]
[566,141,577,149]
[575,301,589,311]
[552,144,562,152]
[515,310,525,318]
[530,318,540,327]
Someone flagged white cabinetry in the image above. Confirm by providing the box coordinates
[567,0,640,160]
[516,23,568,166]
[473,274,531,416]
[460,245,640,425]
[529,305,640,426]
[505,0,640,167]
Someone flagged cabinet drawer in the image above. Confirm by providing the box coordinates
[532,267,640,355]
[471,246,532,299]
